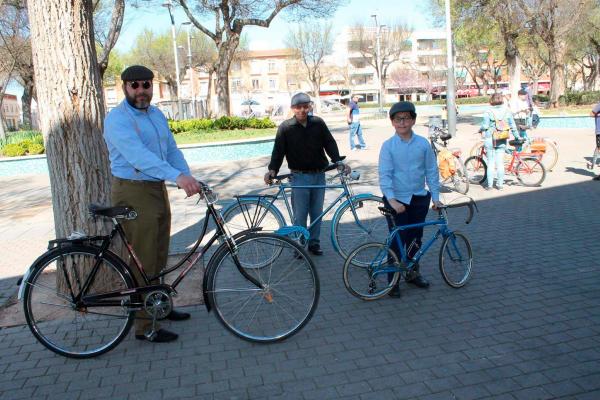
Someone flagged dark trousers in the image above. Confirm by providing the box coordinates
[383,194,431,276]
[111,177,171,334]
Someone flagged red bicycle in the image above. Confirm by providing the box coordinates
[464,138,546,187]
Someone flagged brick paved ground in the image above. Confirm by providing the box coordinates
[1,117,600,399]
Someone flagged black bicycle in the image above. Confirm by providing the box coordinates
[18,183,319,358]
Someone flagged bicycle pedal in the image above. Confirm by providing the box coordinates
[144,330,158,341]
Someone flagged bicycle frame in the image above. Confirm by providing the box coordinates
[35,192,264,314]
[372,214,451,279]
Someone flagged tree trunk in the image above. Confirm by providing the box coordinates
[506,53,521,97]
[206,68,214,118]
[28,0,111,239]
[21,82,34,129]
[215,37,239,116]
[548,56,564,107]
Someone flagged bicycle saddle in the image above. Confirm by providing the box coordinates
[509,139,525,146]
[377,206,395,217]
[88,204,137,219]
[439,132,452,141]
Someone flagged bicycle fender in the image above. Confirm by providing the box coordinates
[18,246,67,301]
[274,226,310,242]
[222,197,285,222]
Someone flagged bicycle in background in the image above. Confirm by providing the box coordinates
[427,124,469,194]
[222,163,388,261]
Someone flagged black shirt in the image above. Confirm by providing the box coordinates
[268,115,343,173]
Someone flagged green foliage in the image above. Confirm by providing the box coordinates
[0,130,45,157]
[27,143,45,155]
[168,117,276,134]
[533,94,549,102]
[559,91,600,105]
[2,143,27,157]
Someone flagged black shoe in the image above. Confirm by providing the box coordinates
[308,244,323,256]
[407,275,430,288]
[166,309,191,321]
[388,285,401,298]
[593,175,600,181]
[135,329,178,343]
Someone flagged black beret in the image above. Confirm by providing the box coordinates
[291,92,311,106]
[121,65,154,81]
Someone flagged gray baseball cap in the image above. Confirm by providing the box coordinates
[389,101,416,118]
[291,92,311,106]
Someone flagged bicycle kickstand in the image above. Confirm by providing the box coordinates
[144,310,159,341]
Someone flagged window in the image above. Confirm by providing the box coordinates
[268,60,277,72]
[252,79,260,89]
[231,79,242,93]
[269,79,276,90]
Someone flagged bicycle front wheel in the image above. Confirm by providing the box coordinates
[23,246,134,358]
[515,157,546,187]
[464,156,487,185]
[439,232,473,288]
[206,233,319,343]
[332,195,388,260]
[343,243,400,300]
[222,198,285,236]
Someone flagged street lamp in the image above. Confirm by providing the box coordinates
[162,0,183,119]
[371,14,385,114]
[182,21,196,118]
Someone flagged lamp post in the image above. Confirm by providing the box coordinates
[371,14,385,114]
[182,21,195,118]
[445,0,457,136]
[163,0,183,119]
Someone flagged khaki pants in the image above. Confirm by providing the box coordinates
[111,177,171,335]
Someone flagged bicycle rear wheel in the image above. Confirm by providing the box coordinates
[527,139,558,172]
[515,157,546,187]
[439,232,473,288]
[331,195,388,260]
[451,157,469,194]
[23,246,134,358]
[464,156,487,185]
[343,243,400,300]
[206,233,319,343]
[222,199,285,236]
[469,142,483,157]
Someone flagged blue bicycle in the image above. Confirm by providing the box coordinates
[343,200,476,300]
[222,164,387,260]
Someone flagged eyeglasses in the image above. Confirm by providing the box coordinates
[392,117,414,123]
[127,81,152,90]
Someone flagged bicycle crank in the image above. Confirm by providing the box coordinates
[144,290,173,320]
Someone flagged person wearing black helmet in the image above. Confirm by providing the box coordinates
[379,101,443,297]
[264,92,347,256]
[103,65,202,343]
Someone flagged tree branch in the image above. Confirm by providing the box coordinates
[98,0,124,77]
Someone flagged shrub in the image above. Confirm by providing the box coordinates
[559,90,600,106]
[533,94,549,103]
[27,143,45,155]
[168,116,277,133]
[2,143,27,157]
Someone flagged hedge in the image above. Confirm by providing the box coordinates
[169,116,276,134]
[558,91,600,106]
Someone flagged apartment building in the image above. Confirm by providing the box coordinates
[2,94,21,130]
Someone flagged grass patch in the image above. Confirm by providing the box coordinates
[174,128,276,145]
[539,105,594,116]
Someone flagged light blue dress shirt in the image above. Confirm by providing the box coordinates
[378,131,440,203]
[103,101,190,182]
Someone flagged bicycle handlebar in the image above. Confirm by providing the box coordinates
[442,199,478,224]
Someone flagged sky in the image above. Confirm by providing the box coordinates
[6,0,437,97]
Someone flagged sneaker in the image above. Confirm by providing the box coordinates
[593,175,600,181]
[360,146,369,150]
[483,186,492,191]
[388,285,401,298]
[496,186,504,191]
[351,148,358,152]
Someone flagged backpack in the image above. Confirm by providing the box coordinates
[490,110,510,143]
[437,148,457,179]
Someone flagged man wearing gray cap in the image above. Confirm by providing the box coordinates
[264,92,346,255]
[379,101,442,297]
[103,65,202,342]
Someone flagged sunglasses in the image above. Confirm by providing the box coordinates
[127,81,152,90]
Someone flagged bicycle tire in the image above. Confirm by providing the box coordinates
[525,139,559,172]
[343,242,400,300]
[469,142,483,157]
[464,156,487,185]
[206,233,319,343]
[515,157,546,187]
[222,198,285,236]
[438,231,473,288]
[451,157,469,194]
[23,245,135,358]
[331,195,388,261]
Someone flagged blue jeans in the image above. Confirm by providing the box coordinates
[349,122,366,149]
[291,172,325,246]
[485,144,506,188]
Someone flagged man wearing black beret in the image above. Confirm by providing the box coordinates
[103,65,202,343]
